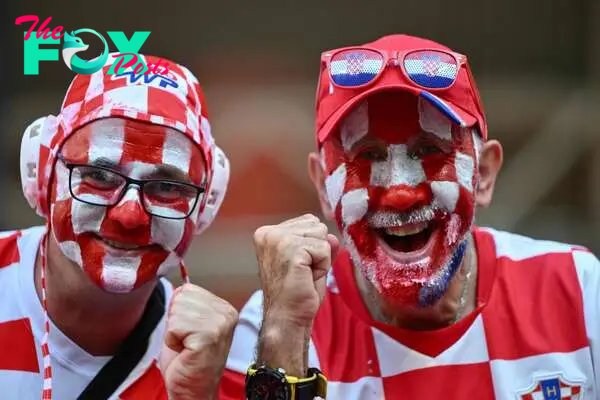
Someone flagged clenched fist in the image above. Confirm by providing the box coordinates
[253,214,340,327]
[160,283,238,400]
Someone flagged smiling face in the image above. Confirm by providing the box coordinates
[49,118,206,293]
[319,91,481,307]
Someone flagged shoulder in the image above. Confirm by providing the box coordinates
[0,226,45,276]
[476,227,586,262]
[476,226,599,304]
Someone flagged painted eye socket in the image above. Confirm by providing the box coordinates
[356,146,388,161]
[79,168,123,190]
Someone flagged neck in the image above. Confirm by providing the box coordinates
[35,231,157,355]
[356,234,478,330]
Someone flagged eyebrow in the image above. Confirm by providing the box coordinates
[416,129,454,147]
[88,157,119,169]
[148,164,192,182]
[348,134,386,152]
[88,157,194,183]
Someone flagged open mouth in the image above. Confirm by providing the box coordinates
[375,220,440,262]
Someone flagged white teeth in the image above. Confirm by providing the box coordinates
[384,222,429,237]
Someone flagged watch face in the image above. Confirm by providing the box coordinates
[246,370,290,400]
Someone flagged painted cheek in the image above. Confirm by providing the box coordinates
[151,217,186,252]
[79,234,107,287]
[51,200,76,257]
[50,165,75,242]
[52,165,104,240]
[345,158,373,191]
[347,219,375,256]
[148,197,197,253]
[174,219,195,256]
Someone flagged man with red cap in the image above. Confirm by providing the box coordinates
[0,55,237,399]
[220,35,600,399]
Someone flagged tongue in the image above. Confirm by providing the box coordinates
[384,228,431,252]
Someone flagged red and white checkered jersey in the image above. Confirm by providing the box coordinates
[0,226,173,399]
[219,227,600,399]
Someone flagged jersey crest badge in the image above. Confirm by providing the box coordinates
[517,374,583,400]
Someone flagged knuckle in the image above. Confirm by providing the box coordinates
[275,234,293,252]
[304,213,319,221]
[253,226,269,245]
[203,325,221,344]
[291,253,307,267]
[317,222,329,237]
[222,305,239,326]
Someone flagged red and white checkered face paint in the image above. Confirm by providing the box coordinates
[321,92,480,307]
[49,118,205,293]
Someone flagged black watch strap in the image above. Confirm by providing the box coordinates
[294,368,326,400]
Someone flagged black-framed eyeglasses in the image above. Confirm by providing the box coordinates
[57,156,206,220]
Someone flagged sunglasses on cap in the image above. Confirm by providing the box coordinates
[321,47,468,91]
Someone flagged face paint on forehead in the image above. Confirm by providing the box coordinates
[62,118,126,164]
[162,129,193,178]
[341,102,369,152]
[418,97,452,141]
[63,118,205,183]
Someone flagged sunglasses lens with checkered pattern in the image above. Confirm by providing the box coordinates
[403,50,459,89]
[329,49,385,87]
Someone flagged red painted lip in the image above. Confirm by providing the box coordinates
[91,234,158,253]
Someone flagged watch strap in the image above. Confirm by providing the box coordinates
[292,368,327,399]
[247,364,327,399]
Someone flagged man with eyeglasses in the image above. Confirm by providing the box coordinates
[0,55,238,400]
[219,34,600,399]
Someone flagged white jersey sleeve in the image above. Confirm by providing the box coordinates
[225,290,264,374]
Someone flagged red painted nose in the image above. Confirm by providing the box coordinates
[107,190,150,230]
[378,184,431,212]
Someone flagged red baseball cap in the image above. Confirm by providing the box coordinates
[315,34,487,145]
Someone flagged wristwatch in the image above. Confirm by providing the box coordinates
[245,363,327,400]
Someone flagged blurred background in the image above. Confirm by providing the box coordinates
[1,0,599,309]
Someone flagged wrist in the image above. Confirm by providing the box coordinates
[264,304,316,329]
[257,312,312,377]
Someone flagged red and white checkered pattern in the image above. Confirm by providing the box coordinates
[220,227,600,399]
[0,227,174,399]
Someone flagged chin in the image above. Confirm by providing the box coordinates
[345,213,469,308]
